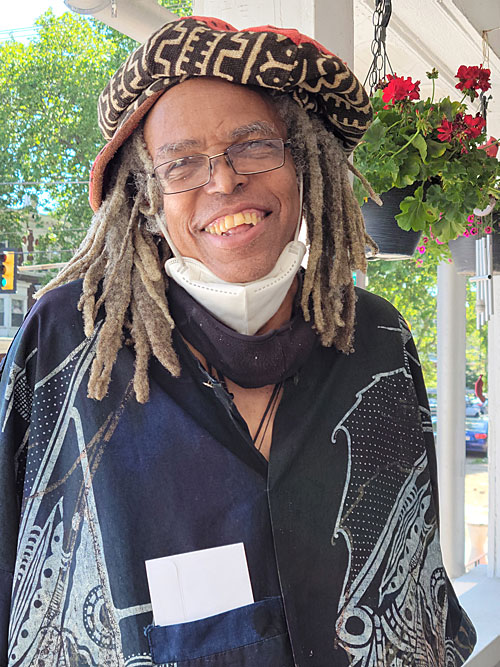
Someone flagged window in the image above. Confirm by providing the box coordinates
[11,299,25,328]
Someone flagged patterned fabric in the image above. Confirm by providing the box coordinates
[89,16,372,211]
[0,282,476,666]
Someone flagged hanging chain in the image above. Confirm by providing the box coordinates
[480,30,492,123]
[364,0,394,95]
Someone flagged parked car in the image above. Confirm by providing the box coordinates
[465,398,485,418]
[465,418,488,456]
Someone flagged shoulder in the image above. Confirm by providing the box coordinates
[25,279,84,326]
[23,279,82,330]
[354,286,402,328]
[6,279,87,372]
[352,287,410,364]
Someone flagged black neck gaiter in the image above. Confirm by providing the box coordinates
[167,276,319,389]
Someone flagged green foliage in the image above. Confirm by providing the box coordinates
[0,1,193,264]
[157,0,193,16]
[0,10,138,258]
[366,258,439,387]
[395,185,434,231]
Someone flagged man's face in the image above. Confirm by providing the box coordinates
[143,77,300,283]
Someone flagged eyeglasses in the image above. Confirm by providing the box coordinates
[153,138,292,195]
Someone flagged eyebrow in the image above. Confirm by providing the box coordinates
[155,121,279,161]
[229,121,278,140]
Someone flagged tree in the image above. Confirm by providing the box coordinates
[0,1,194,262]
[366,258,439,387]
[366,256,488,392]
[0,11,140,261]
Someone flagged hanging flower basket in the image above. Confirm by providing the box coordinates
[354,65,500,249]
[362,184,423,260]
[449,218,500,275]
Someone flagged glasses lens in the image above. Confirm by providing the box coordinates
[156,155,209,194]
[228,139,284,174]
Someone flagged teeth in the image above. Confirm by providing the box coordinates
[206,210,264,235]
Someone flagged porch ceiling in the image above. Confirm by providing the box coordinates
[354,0,500,136]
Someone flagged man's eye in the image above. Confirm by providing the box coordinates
[235,140,278,156]
[166,158,190,174]
[157,158,195,182]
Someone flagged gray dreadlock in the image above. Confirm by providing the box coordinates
[36,93,377,404]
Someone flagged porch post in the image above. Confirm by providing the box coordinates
[436,261,467,579]
[487,276,500,576]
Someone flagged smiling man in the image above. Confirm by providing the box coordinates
[0,16,476,667]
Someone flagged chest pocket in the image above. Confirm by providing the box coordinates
[145,597,294,666]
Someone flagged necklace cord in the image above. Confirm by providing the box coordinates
[253,382,283,450]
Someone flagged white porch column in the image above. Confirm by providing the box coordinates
[437,262,467,579]
[488,276,500,577]
[192,0,353,62]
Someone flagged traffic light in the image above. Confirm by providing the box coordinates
[0,250,17,293]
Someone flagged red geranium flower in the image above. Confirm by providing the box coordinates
[437,118,454,142]
[479,136,499,158]
[437,113,485,146]
[463,113,486,139]
[382,74,421,105]
[455,64,491,97]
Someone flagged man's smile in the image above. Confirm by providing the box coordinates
[204,208,269,236]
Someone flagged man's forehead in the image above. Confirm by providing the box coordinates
[144,77,287,162]
[155,120,280,160]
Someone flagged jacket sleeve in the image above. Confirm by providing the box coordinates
[0,327,33,666]
[405,331,477,665]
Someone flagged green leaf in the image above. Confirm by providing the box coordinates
[395,155,421,188]
[439,97,454,120]
[395,195,436,231]
[362,118,387,150]
[425,138,447,160]
[411,134,428,161]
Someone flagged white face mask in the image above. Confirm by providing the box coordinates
[159,178,305,336]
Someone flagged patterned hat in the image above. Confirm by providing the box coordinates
[89,16,372,211]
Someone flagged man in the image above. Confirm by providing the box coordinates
[0,16,475,667]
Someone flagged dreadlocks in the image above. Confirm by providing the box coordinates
[36,94,376,404]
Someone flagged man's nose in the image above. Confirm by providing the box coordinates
[204,154,248,194]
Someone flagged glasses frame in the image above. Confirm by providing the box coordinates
[153,138,292,195]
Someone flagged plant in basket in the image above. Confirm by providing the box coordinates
[354,64,500,245]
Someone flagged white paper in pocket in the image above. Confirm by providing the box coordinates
[145,542,254,626]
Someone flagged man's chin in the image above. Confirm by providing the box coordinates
[209,263,274,284]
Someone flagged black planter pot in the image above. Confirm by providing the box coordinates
[449,221,500,275]
[361,184,423,261]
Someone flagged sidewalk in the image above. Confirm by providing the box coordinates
[465,459,488,567]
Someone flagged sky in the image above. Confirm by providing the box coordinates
[0,1,66,37]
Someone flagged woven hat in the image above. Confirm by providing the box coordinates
[89,15,372,211]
